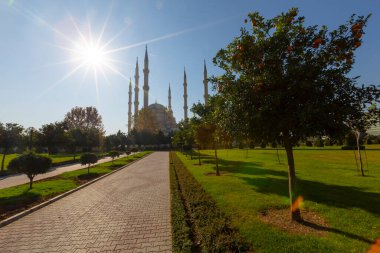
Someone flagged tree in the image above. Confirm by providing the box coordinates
[37,121,67,154]
[8,152,52,189]
[80,153,98,174]
[64,106,104,152]
[212,8,379,221]
[0,123,24,172]
[108,150,120,164]
[191,98,227,176]
[64,106,103,131]
[65,128,84,160]
[134,108,159,134]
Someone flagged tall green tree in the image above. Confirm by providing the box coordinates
[212,8,379,221]
[0,123,24,172]
[37,121,67,154]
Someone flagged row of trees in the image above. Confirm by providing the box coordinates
[0,106,105,172]
[173,8,380,221]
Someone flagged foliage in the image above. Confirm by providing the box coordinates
[108,150,120,164]
[80,152,98,174]
[134,108,159,133]
[8,152,52,189]
[211,8,379,220]
[169,154,193,252]
[36,121,67,154]
[0,122,24,172]
[104,130,128,151]
[172,120,194,150]
[64,106,104,131]
[171,152,251,252]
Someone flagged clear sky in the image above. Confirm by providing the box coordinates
[0,0,379,134]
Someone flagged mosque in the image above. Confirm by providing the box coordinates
[127,45,209,135]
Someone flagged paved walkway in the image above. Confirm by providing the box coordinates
[0,154,131,189]
[0,152,172,253]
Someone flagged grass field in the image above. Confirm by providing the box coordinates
[0,151,151,220]
[0,152,109,172]
[177,148,380,252]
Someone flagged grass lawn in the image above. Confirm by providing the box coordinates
[0,151,151,220]
[177,148,380,252]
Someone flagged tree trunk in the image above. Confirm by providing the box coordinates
[1,153,6,172]
[355,131,364,176]
[276,148,281,164]
[198,145,201,166]
[283,134,302,221]
[29,176,34,189]
[214,142,220,176]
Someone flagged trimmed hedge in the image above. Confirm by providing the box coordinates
[170,152,251,252]
[169,154,193,252]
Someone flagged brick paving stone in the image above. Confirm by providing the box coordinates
[0,152,172,252]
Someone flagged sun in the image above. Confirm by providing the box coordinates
[74,42,109,68]
[79,43,106,67]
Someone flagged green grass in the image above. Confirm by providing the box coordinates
[0,151,151,219]
[0,152,111,172]
[177,149,380,253]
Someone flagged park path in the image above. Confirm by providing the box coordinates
[0,154,131,189]
[0,152,172,253]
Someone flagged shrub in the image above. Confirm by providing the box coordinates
[305,140,313,147]
[313,138,324,147]
[171,152,251,252]
[108,150,120,164]
[8,152,52,189]
[80,153,98,174]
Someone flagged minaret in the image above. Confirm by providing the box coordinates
[183,68,188,120]
[203,60,209,106]
[134,57,139,119]
[168,83,172,115]
[143,45,149,108]
[128,78,132,132]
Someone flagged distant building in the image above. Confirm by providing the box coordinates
[127,45,209,135]
[128,45,177,135]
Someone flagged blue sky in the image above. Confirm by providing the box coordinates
[0,0,379,134]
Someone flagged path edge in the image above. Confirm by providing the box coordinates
[0,152,154,228]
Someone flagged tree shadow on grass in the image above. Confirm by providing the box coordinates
[0,190,41,214]
[300,220,373,244]
[240,175,380,215]
[78,173,100,180]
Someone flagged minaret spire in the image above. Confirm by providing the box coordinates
[128,78,132,132]
[203,60,209,106]
[168,83,172,115]
[183,68,188,120]
[134,57,139,121]
[143,45,150,108]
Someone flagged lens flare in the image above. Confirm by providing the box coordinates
[291,196,304,212]
[368,238,380,253]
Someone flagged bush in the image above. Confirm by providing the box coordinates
[126,151,131,155]
[305,140,313,147]
[8,152,52,189]
[313,138,324,147]
[171,152,251,252]
[80,153,98,174]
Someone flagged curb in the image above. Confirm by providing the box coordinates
[0,152,153,228]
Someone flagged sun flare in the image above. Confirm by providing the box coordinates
[79,43,106,67]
